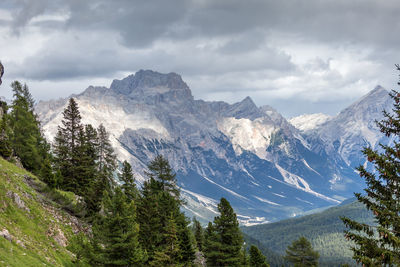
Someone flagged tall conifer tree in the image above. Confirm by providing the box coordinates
[204,221,219,266]
[54,97,83,192]
[204,197,244,267]
[9,81,49,174]
[341,66,400,265]
[0,101,12,158]
[146,154,180,199]
[150,214,181,266]
[91,188,145,266]
[249,245,269,267]
[137,176,163,260]
[284,236,319,267]
[97,124,116,194]
[137,155,194,265]
[193,217,204,251]
[119,160,138,201]
[77,124,101,213]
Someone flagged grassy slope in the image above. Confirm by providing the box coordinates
[0,157,82,266]
[242,200,375,266]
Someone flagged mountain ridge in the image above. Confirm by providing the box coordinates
[35,69,388,224]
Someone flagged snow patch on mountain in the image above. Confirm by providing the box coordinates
[201,175,249,201]
[253,196,281,206]
[275,164,311,190]
[217,117,276,159]
[275,164,340,204]
[272,192,286,198]
[289,113,332,132]
[237,215,269,226]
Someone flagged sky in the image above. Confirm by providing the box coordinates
[0,0,399,118]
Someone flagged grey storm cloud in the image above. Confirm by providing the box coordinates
[15,33,294,81]
[7,0,400,48]
[1,0,399,116]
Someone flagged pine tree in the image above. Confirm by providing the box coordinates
[284,236,319,267]
[249,245,269,267]
[137,155,195,265]
[137,177,164,261]
[67,232,94,265]
[9,81,41,172]
[204,221,220,266]
[241,246,249,267]
[97,124,116,194]
[92,188,145,266]
[193,217,204,251]
[341,66,400,265]
[119,160,139,201]
[146,154,180,200]
[204,198,244,267]
[177,216,196,265]
[0,101,12,158]
[54,97,83,192]
[77,124,101,214]
[150,214,181,267]
[40,157,57,188]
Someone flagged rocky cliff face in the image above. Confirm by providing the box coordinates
[293,86,391,169]
[36,70,387,224]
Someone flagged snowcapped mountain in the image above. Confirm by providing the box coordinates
[36,70,387,225]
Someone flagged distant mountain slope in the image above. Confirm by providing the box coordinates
[292,86,392,169]
[289,113,332,132]
[0,157,83,266]
[242,199,375,266]
[243,233,287,267]
[36,70,388,224]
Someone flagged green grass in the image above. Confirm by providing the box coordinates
[0,157,82,266]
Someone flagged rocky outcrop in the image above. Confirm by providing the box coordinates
[0,228,12,241]
[6,191,30,212]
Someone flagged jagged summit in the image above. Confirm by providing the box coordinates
[357,85,388,103]
[338,85,390,119]
[224,96,262,120]
[371,85,387,94]
[110,70,191,97]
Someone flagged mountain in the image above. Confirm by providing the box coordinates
[242,199,375,266]
[36,70,387,224]
[292,86,391,169]
[0,157,83,266]
[289,113,332,132]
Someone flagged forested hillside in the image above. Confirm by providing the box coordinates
[242,200,375,266]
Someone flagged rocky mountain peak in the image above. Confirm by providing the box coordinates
[110,70,191,97]
[224,96,262,120]
[355,85,388,104]
[337,85,390,120]
[369,85,387,95]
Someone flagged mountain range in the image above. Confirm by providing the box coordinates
[35,70,391,225]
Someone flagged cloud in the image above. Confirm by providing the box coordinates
[8,0,400,48]
[0,0,399,116]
